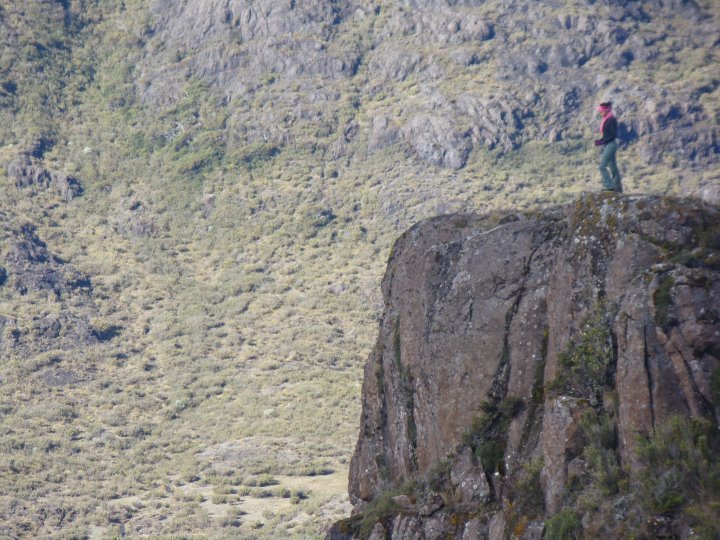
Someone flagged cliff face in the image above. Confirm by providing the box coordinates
[341,194,720,539]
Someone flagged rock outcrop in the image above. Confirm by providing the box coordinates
[4,223,91,298]
[0,220,113,360]
[8,153,83,201]
[139,0,719,171]
[335,194,720,539]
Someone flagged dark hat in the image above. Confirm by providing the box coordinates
[597,101,612,111]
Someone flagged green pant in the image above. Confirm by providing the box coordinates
[599,140,622,192]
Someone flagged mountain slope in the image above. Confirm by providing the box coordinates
[0,0,718,537]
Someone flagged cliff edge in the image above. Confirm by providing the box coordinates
[334,193,720,539]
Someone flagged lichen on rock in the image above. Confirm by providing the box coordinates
[340,193,720,539]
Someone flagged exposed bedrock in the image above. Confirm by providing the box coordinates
[340,193,720,539]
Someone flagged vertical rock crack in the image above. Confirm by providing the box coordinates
[642,322,657,432]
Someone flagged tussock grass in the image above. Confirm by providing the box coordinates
[0,0,716,537]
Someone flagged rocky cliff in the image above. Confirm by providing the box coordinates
[334,193,720,539]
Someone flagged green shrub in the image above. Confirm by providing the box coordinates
[462,396,524,474]
[220,506,243,527]
[355,490,401,539]
[653,275,675,329]
[211,494,229,504]
[273,487,291,498]
[549,303,615,402]
[709,367,720,404]
[256,474,277,487]
[579,410,626,495]
[545,509,582,540]
[638,415,720,534]
[513,458,545,516]
[478,441,505,475]
[426,459,452,493]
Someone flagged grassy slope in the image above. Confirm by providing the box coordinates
[0,0,718,537]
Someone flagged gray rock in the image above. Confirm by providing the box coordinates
[462,519,488,540]
[0,316,18,352]
[391,515,424,538]
[458,15,494,42]
[139,0,717,170]
[388,491,445,518]
[416,491,444,517]
[367,522,386,540]
[8,154,52,189]
[368,115,400,152]
[424,513,455,540]
[141,0,360,105]
[541,397,587,514]
[0,222,103,365]
[699,184,720,206]
[201,193,216,219]
[449,49,480,66]
[391,494,413,508]
[450,448,491,508]
[5,224,90,299]
[369,48,422,82]
[41,368,80,387]
[566,457,589,484]
[350,209,564,502]
[401,115,472,169]
[488,511,506,540]
[349,194,720,520]
[455,94,526,151]
[54,174,82,201]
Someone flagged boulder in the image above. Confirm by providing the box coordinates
[347,194,720,536]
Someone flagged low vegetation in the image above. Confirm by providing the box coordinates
[544,509,582,540]
[542,309,719,539]
[0,0,718,537]
[548,304,616,403]
[462,396,524,475]
[638,417,720,538]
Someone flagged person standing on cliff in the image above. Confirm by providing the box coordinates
[594,101,623,193]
